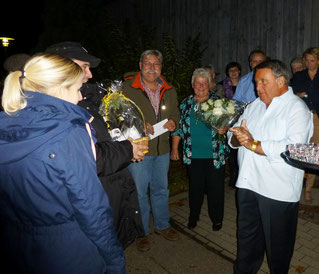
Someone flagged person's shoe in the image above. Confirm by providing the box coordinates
[212,223,222,231]
[136,236,151,252]
[187,221,197,229]
[154,227,180,241]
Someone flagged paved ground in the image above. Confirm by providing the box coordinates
[168,185,319,274]
[125,179,319,274]
[125,228,233,273]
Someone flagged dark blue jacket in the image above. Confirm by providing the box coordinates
[0,92,125,274]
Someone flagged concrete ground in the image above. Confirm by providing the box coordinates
[125,228,233,273]
[126,182,319,274]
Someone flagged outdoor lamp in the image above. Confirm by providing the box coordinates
[0,37,15,47]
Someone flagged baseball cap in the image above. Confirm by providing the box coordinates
[45,41,101,68]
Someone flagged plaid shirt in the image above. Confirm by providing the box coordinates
[140,74,163,117]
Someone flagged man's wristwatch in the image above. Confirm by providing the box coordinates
[251,140,258,152]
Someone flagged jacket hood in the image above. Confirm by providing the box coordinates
[0,91,92,164]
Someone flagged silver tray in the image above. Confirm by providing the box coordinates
[281,151,319,171]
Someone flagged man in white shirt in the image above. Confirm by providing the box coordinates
[227,60,313,274]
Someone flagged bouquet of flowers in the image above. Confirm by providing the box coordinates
[195,98,247,130]
[99,80,149,149]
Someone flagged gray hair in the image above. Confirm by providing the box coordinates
[191,68,212,86]
[139,50,163,63]
[254,59,291,86]
[290,57,304,66]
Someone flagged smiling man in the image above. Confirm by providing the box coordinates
[122,50,180,252]
[227,60,313,274]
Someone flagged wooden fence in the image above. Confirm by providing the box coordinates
[109,0,319,79]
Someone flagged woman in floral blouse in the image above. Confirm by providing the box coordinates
[171,68,229,231]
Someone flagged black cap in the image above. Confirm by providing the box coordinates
[45,41,101,68]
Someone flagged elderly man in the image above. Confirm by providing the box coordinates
[232,49,267,103]
[228,60,313,274]
[122,50,180,251]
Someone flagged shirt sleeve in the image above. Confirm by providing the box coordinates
[261,101,314,162]
[233,73,256,103]
[96,140,133,177]
[60,125,125,273]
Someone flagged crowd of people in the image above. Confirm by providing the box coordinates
[0,42,317,274]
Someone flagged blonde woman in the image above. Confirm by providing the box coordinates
[0,53,125,273]
[292,47,319,203]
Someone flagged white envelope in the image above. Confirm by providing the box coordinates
[148,119,169,140]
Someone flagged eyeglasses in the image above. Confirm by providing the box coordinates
[142,62,162,68]
[228,68,239,72]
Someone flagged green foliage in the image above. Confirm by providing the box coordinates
[162,33,206,102]
[35,0,206,101]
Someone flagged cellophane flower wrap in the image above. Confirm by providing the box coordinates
[195,98,247,130]
[98,80,147,142]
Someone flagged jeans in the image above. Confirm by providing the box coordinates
[128,153,170,235]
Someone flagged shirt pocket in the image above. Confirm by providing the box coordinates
[262,118,287,141]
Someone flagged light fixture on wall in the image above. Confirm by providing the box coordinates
[0,37,15,47]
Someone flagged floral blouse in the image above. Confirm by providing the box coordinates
[172,93,229,168]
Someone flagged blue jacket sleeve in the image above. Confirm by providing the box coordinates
[60,125,125,273]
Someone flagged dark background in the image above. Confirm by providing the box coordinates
[1,0,318,100]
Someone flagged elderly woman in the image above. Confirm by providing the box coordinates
[292,47,319,203]
[171,68,229,231]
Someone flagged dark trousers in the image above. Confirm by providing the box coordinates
[186,159,225,224]
[228,148,238,186]
[234,188,299,274]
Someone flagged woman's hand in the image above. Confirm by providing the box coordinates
[170,148,180,161]
[171,135,181,161]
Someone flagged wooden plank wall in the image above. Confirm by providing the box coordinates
[110,0,319,80]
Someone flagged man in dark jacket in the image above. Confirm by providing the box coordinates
[46,41,146,248]
[122,50,180,251]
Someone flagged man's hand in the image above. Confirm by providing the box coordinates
[163,119,176,132]
[229,119,254,149]
[146,122,154,135]
[128,138,148,162]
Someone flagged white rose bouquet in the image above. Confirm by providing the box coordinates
[195,98,247,131]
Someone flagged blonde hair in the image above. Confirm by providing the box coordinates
[303,47,319,60]
[2,52,83,115]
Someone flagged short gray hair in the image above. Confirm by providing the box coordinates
[139,50,163,63]
[191,68,212,86]
[254,59,291,86]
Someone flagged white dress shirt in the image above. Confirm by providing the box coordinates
[227,87,314,202]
